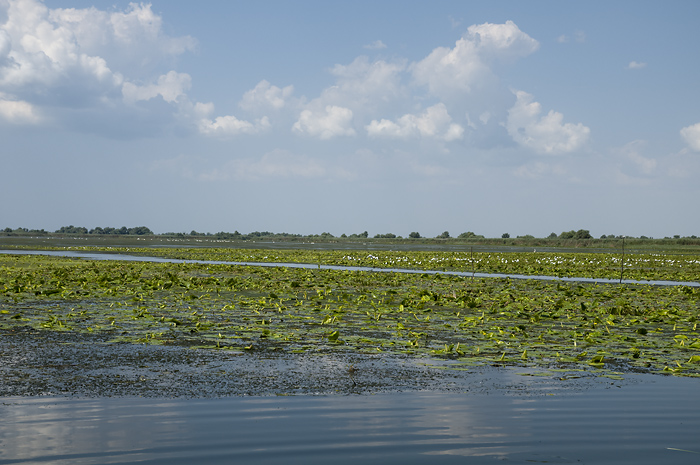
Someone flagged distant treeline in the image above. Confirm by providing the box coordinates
[3,225,153,236]
[1,226,698,242]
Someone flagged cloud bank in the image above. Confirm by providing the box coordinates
[1,2,592,157]
[366,103,463,141]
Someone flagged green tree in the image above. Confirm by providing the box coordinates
[409,232,421,239]
[128,226,153,235]
[559,229,592,239]
[458,231,483,239]
[502,233,510,238]
[56,225,88,234]
[437,231,450,239]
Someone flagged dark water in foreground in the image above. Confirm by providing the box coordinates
[1,374,699,464]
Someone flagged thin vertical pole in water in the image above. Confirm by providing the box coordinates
[619,236,625,284]
[471,247,475,280]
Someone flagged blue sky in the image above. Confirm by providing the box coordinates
[1,0,699,238]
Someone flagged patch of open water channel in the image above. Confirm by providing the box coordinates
[1,249,698,288]
[1,374,699,464]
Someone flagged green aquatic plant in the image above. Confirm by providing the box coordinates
[1,252,699,379]
[17,245,698,283]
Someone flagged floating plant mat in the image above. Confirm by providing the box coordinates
[4,245,700,282]
[2,248,699,288]
[1,253,700,391]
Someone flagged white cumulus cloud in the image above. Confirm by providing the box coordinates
[290,56,405,137]
[292,105,355,139]
[0,0,122,95]
[122,71,191,104]
[199,115,270,136]
[0,0,193,92]
[680,122,700,152]
[47,2,195,74]
[327,56,406,106]
[239,80,294,112]
[506,90,590,155]
[466,20,541,61]
[366,103,463,141]
[284,21,538,149]
[411,20,538,97]
[0,0,196,131]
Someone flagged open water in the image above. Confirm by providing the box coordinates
[1,373,699,464]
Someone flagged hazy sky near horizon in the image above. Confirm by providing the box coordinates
[1,0,699,238]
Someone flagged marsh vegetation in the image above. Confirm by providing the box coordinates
[1,247,699,382]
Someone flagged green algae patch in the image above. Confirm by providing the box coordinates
[1,252,700,381]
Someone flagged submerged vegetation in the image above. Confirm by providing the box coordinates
[1,249,699,379]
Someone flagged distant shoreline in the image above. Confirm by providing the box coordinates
[1,233,700,254]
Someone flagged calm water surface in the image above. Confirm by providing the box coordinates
[1,374,699,464]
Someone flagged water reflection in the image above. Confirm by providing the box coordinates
[1,374,699,464]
